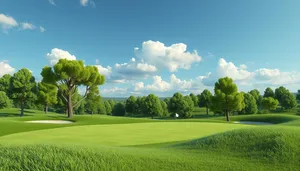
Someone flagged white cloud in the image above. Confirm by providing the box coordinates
[170,74,193,90]
[101,87,127,95]
[0,61,15,76]
[20,22,36,30]
[0,14,18,30]
[46,48,77,65]
[217,58,252,80]
[135,40,201,72]
[80,0,89,6]
[134,82,144,91]
[114,59,157,80]
[40,26,45,32]
[145,76,172,92]
[95,65,112,78]
[49,0,56,5]
[240,64,248,70]
[254,69,300,85]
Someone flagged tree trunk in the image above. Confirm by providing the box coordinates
[225,110,230,122]
[206,106,209,115]
[44,104,48,114]
[67,95,73,118]
[20,102,24,117]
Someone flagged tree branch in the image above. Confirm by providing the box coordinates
[72,86,90,108]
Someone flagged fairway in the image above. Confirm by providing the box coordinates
[0,122,250,147]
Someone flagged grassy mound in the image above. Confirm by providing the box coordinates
[229,114,300,125]
[176,126,300,163]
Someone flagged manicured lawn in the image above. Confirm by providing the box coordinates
[0,108,300,171]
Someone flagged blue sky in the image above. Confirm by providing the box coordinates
[1,0,300,97]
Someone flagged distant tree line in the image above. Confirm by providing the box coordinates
[0,59,298,121]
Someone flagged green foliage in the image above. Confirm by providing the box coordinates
[189,93,198,107]
[198,89,212,115]
[249,89,262,107]
[0,91,11,109]
[108,100,116,109]
[263,87,275,98]
[0,74,12,96]
[144,94,162,118]
[97,99,106,115]
[112,102,126,116]
[104,101,112,115]
[41,59,105,117]
[37,82,57,113]
[262,97,279,111]
[275,86,289,103]
[136,96,147,115]
[125,96,138,114]
[168,92,194,118]
[10,68,37,116]
[240,93,258,114]
[281,92,297,110]
[211,77,244,121]
[160,100,169,117]
[85,92,102,114]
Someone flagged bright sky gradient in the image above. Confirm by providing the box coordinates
[1,0,300,97]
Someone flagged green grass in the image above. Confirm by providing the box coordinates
[0,108,300,170]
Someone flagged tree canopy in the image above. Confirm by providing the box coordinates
[262,97,279,112]
[264,87,275,98]
[198,89,212,115]
[37,82,57,113]
[211,77,244,122]
[41,59,105,118]
[241,93,257,114]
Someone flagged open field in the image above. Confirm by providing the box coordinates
[0,108,299,171]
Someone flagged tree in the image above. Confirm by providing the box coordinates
[125,96,138,115]
[0,74,12,96]
[211,77,244,122]
[37,82,57,113]
[136,96,147,115]
[41,59,105,118]
[275,86,289,105]
[264,87,275,98]
[262,97,279,112]
[97,99,106,115]
[183,95,194,118]
[0,91,11,109]
[168,92,194,118]
[104,101,112,115]
[108,100,116,110]
[10,68,37,116]
[144,94,162,119]
[112,102,125,116]
[198,89,212,115]
[163,98,170,106]
[189,93,198,107]
[160,100,169,117]
[296,90,300,101]
[241,93,257,114]
[281,92,297,110]
[249,89,262,107]
[85,93,101,114]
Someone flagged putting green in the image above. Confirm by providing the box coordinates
[0,122,251,147]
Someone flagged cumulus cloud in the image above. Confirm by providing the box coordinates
[254,69,300,85]
[145,76,172,92]
[46,48,77,65]
[20,22,36,30]
[0,61,15,76]
[95,65,112,78]
[114,59,157,80]
[135,40,201,72]
[0,14,18,30]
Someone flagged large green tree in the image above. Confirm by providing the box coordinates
[275,86,289,105]
[241,93,258,114]
[104,101,112,115]
[0,74,12,96]
[10,68,37,116]
[168,92,194,118]
[112,102,126,116]
[41,59,105,118]
[281,92,297,110]
[249,89,262,107]
[136,96,147,115]
[160,100,169,117]
[198,89,212,115]
[189,93,199,107]
[125,96,138,115]
[0,91,12,109]
[263,87,275,98]
[85,93,102,114]
[37,82,57,113]
[262,97,279,112]
[144,94,163,119]
[211,77,244,122]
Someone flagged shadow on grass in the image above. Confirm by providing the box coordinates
[0,113,32,117]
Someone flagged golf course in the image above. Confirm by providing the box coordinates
[0,108,299,171]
